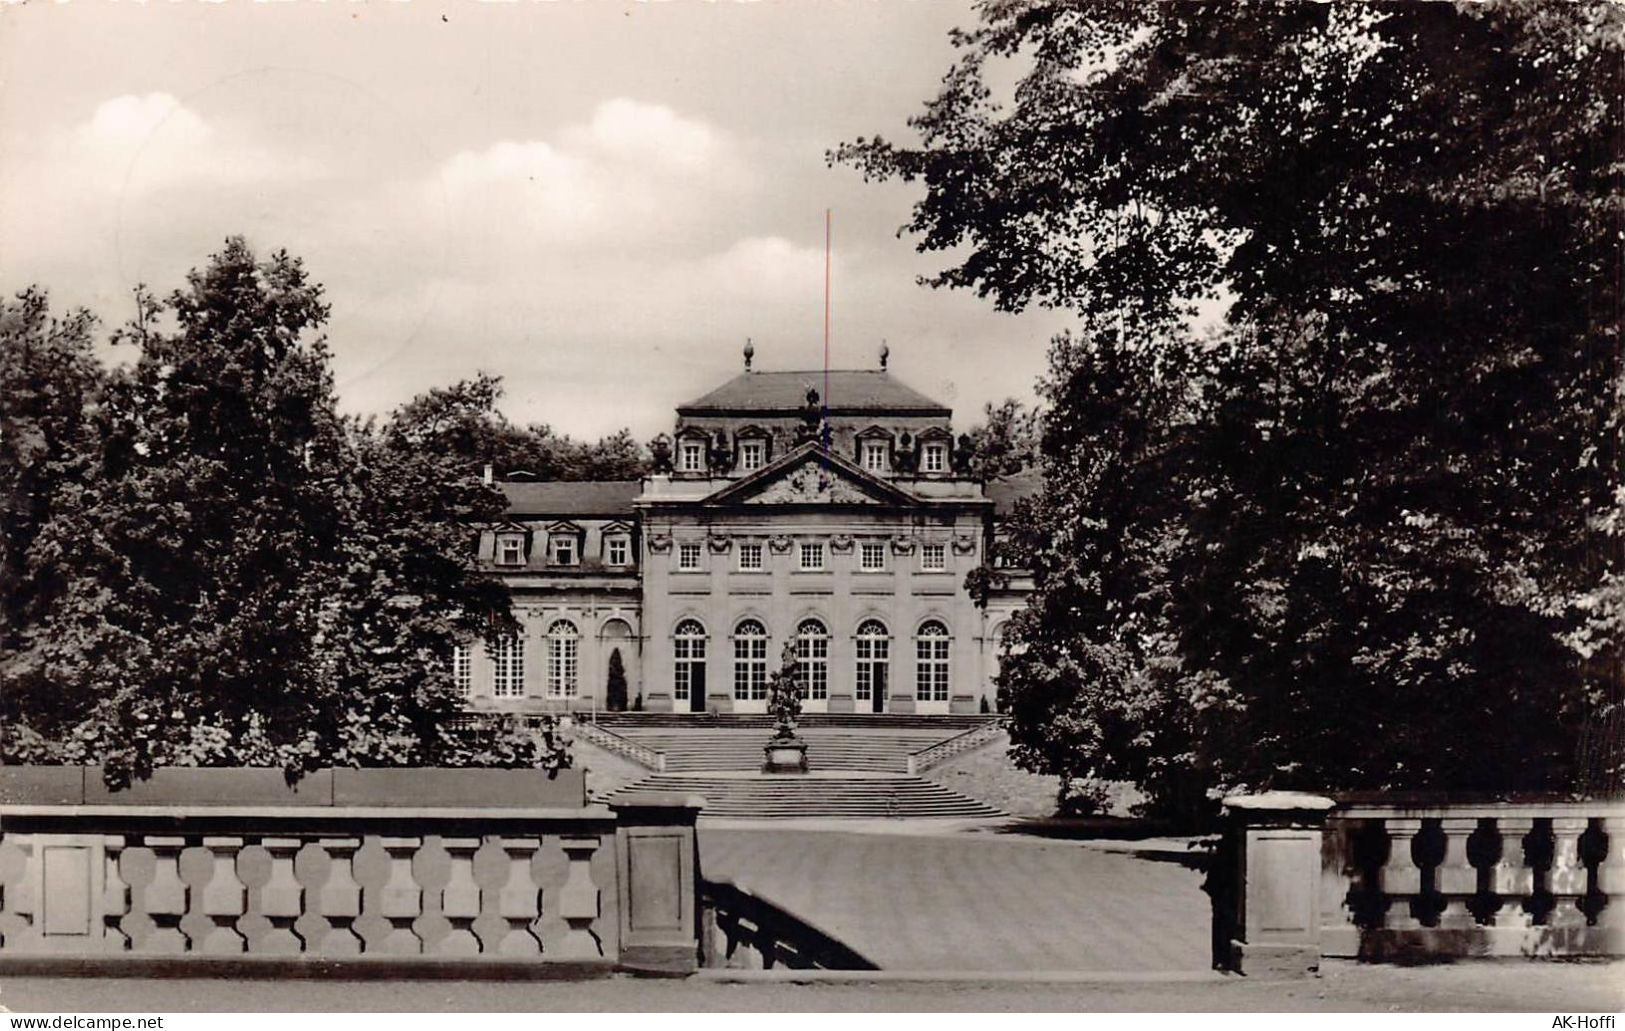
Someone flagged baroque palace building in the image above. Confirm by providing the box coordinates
[458,346,1036,717]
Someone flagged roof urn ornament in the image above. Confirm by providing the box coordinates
[879,341,889,370]
[744,338,754,371]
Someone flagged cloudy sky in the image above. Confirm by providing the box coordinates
[0,1,1072,440]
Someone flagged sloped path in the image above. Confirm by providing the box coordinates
[699,828,1212,973]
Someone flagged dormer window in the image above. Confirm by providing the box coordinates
[679,439,706,473]
[739,439,765,473]
[922,442,948,474]
[549,535,578,566]
[862,441,888,473]
[495,533,526,567]
[606,535,631,567]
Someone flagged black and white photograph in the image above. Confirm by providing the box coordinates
[0,0,1620,1018]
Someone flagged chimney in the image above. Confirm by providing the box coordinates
[482,462,494,486]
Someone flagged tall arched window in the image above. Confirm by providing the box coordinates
[493,634,525,698]
[795,619,829,701]
[733,619,769,701]
[855,620,890,711]
[546,619,579,699]
[916,620,951,702]
[673,619,707,704]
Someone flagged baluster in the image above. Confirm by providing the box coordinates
[1375,818,1424,931]
[1596,818,1623,941]
[351,835,393,953]
[410,835,455,955]
[180,839,245,954]
[1437,818,1479,930]
[102,836,129,953]
[379,837,424,954]
[435,837,482,956]
[1549,817,1590,931]
[142,837,189,954]
[306,838,362,956]
[533,835,602,959]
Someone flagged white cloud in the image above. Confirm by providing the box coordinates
[699,236,834,302]
[562,97,720,173]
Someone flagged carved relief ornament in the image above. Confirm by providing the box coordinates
[647,534,673,554]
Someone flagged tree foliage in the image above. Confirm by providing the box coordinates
[1,239,563,782]
[605,647,628,712]
[841,1,1624,813]
[390,373,646,481]
[964,397,1042,479]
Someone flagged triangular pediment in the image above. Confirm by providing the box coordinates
[704,442,918,507]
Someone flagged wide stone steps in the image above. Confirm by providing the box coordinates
[618,729,946,773]
[605,773,1004,820]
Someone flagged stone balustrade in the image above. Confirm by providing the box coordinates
[570,722,667,772]
[1218,792,1625,976]
[0,767,703,977]
[905,718,1005,774]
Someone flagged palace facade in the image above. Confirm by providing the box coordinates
[459,350,1036,717]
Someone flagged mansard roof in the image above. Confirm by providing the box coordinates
[678,370,950,416]
[500,480,641,517]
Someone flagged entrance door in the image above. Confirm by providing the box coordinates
[872,663,887,713]
[690,662,706,712]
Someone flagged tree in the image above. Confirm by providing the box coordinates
[605,648,628,712]
[841,2,1624,812]
[3,238,563,782]
[964,398,1041,479]
[0,290,104,657]
[390,374,647,482]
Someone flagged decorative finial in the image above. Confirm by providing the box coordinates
[744,338,755,371]
[879,340,889,370]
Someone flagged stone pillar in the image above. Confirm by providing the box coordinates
[1221,792,1336,977]
[609,791,705,976]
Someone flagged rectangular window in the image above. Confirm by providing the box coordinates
[496,535,525,566]
[549,536,578,566]
[923,443,947,473]
[859,542,886,572]
[678,542,703,571]
[738,543,764,571]
[862,441,888,473]
[606,536,630,566]
[739,440,765,472]
[921,543,947,571]
[547,636,578,699]
[493,636,524,698]
[453,644,472,698]
[798,542,825,571]
[679,440,705,472]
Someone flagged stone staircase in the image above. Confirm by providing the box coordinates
[604,773,1004,820]
[617,728,946,773]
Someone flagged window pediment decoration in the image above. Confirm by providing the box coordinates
[829,534,854,554]
[545,520,584,536]
[601,520,634,535]
[890,535,917,555]
[707,535,733,554]
[953,534,978,555]
[768,534,794,554]
[854,425,895,441]
[647,533,673,553]
[916,426,953,442]
[735,424,771,441]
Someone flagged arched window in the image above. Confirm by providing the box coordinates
[493,634,525,698]
[673,619,707,703]
[795,619,829,701]
[546,619,579,699]
[733,619,769,701]
[916,620,951,702]
[855,620,890,708]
